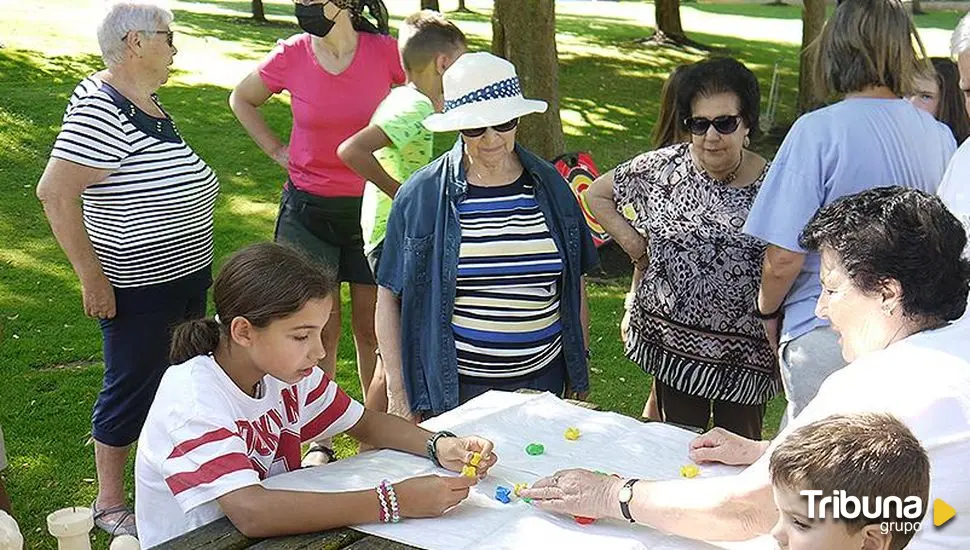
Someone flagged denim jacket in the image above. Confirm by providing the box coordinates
[377,139,599,415]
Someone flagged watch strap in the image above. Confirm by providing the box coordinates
[619,478,640,523]
[753,296,782,320]
[426,430,457,468]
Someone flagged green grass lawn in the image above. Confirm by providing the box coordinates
[4,0,932,545]
[691,2,966,32]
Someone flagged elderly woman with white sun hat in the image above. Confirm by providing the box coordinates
[375,52,599,421]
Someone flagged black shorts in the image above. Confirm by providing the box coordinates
[274,182,375,285]
[366,240,384,279]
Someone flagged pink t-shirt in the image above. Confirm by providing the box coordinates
[259,33,406,197]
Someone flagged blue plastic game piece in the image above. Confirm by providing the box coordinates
[495,485,512,504]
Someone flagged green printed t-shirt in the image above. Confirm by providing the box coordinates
[361,85,435,253]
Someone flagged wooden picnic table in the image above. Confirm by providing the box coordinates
[159,393,599,549]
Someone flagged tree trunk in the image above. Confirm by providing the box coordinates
[421,0,440,10]
[491,0,565,160]
[797,0,826,113]
[911,0,924,15]
[456,0,471,12]
[655,0,685,40]
[635,0,708,50]
[251,0,266,22]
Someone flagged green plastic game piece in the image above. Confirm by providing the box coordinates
[525,443,545,456]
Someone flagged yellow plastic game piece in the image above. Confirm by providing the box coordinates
[461,465,477,477]
[680,464,700,479]
[514,483,528,497]
[564,427,581,440]
[469,452,482,466]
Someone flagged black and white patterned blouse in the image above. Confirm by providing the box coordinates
[614,143,779,405]
[50,76,219,288]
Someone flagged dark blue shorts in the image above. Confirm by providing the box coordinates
[92,268,210,447]
[458,355,566,405]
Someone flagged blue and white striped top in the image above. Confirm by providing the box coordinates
[50,76,219,288]
[453,173,564,379]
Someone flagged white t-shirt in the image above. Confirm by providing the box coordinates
[134,355,364,548]
[753,321,970,548]
[938,139,970,260]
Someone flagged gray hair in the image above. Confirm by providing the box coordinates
[97,2,173,66]
[952,12,970,56]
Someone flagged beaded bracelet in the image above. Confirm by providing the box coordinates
[376,483,390,523]
[381,479,401,523]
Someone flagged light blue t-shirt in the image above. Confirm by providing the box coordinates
[744,98,956,343]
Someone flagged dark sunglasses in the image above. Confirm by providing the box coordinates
[126,30,174,47]
[459,118,519,138]
[683,115,742,136]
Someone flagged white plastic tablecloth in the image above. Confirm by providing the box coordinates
[264,391,774,550]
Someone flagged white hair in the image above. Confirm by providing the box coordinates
[97,2,173,66]
[952,11,970,56]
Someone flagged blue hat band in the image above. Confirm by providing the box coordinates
[444,77,522,112]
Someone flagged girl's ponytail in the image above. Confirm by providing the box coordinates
[170,318,221,364]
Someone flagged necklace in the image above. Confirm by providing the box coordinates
[716,150,745,185]
[692,146,744,185]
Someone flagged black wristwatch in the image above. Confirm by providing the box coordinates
[618,478,640,523]
[753,296,782,320]
[426,430,456,468]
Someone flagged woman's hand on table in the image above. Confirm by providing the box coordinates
[395,475,478,518]
[519,469,624,520]
[688,427,770,466]
[435,436,497,478]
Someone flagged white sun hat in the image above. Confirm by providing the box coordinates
[423,52,548,133]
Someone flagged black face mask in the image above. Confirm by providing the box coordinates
[295,3,337,38]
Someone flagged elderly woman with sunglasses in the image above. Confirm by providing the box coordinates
[35,2,218,537]
[376,53,598,421]
[587,57,778,440]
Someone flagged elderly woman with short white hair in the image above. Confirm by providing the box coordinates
[36,2,219,536]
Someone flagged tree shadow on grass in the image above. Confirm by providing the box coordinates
[551,26,800,170]
[183,0,298,19]
[173,7,299,52]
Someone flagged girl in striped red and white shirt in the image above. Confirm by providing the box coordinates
[134,243,496,548]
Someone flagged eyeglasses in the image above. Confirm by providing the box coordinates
[125,30,175,48]
[459,118,519,138]
[683,115,742,136]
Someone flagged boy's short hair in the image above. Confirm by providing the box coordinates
[399,10,467,72]
[769,413,930,550]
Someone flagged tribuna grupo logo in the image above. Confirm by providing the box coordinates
[802,490,924,535]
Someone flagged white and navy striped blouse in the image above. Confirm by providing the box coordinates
[453,173,564,379]
[50,77,219,288]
